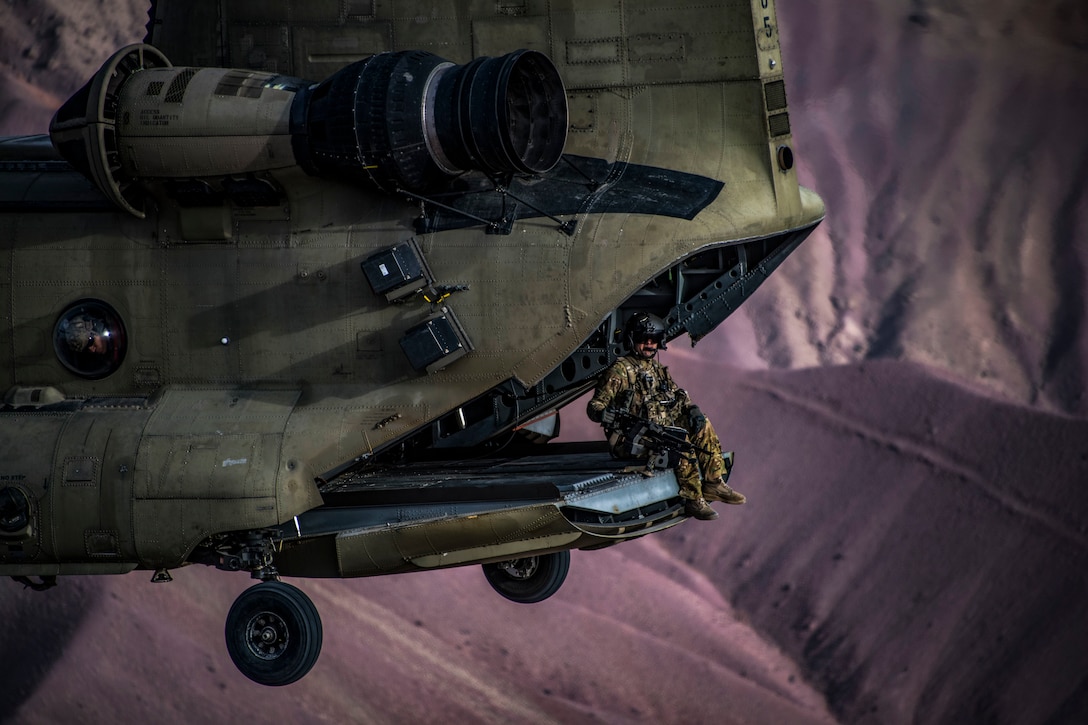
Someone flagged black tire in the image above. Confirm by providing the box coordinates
[224,581,323,686]
[482,550,570,604]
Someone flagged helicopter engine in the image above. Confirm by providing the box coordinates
[49,44,568,218]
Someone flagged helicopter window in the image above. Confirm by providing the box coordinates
[53,300,127,379]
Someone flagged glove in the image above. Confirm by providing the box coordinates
[688,406,706,433]
[600,407,619,426]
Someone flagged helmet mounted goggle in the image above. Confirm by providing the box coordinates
[625,313,668,351]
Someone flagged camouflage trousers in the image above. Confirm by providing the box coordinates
[674,418,727,500]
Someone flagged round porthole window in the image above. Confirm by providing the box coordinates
[53,300,128,379]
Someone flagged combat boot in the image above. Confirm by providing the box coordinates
[683,497,719,520]
[703,478,746,505]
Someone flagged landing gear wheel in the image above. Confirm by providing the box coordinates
[482,550,570,603]
[225,581,323,686]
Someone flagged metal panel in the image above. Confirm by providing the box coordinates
[471,17,551,57]
[229,24,292,74]
[292,24,393,79]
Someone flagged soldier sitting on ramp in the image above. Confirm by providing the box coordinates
[587,312,746,521]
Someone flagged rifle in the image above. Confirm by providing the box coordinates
[600,408,709,472]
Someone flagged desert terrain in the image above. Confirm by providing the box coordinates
[1,1,1086,723]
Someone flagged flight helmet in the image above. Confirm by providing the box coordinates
[624,312,668,351]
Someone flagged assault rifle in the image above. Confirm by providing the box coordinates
[600,408,709,471]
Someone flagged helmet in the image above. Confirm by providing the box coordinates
[624,311,668,351]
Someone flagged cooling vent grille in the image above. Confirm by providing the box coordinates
[764,80,787,112]
[768,112,791,138]
[164,68,197,103]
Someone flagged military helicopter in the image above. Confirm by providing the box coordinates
[0,0,823,685]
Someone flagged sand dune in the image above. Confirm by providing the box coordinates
[0,0,149,134]
[712,0,1088,417]
[664,360,1088,723]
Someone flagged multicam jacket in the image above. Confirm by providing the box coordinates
[586,354,694,428]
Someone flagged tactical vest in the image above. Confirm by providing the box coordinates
[612,356,684,426]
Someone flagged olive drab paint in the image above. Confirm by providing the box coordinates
[0,0,823,685]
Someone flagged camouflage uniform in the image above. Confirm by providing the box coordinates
[587,354,727,500]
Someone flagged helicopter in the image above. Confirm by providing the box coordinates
[0,0,823,685]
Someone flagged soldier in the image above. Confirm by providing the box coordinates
[587,312,746,520]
